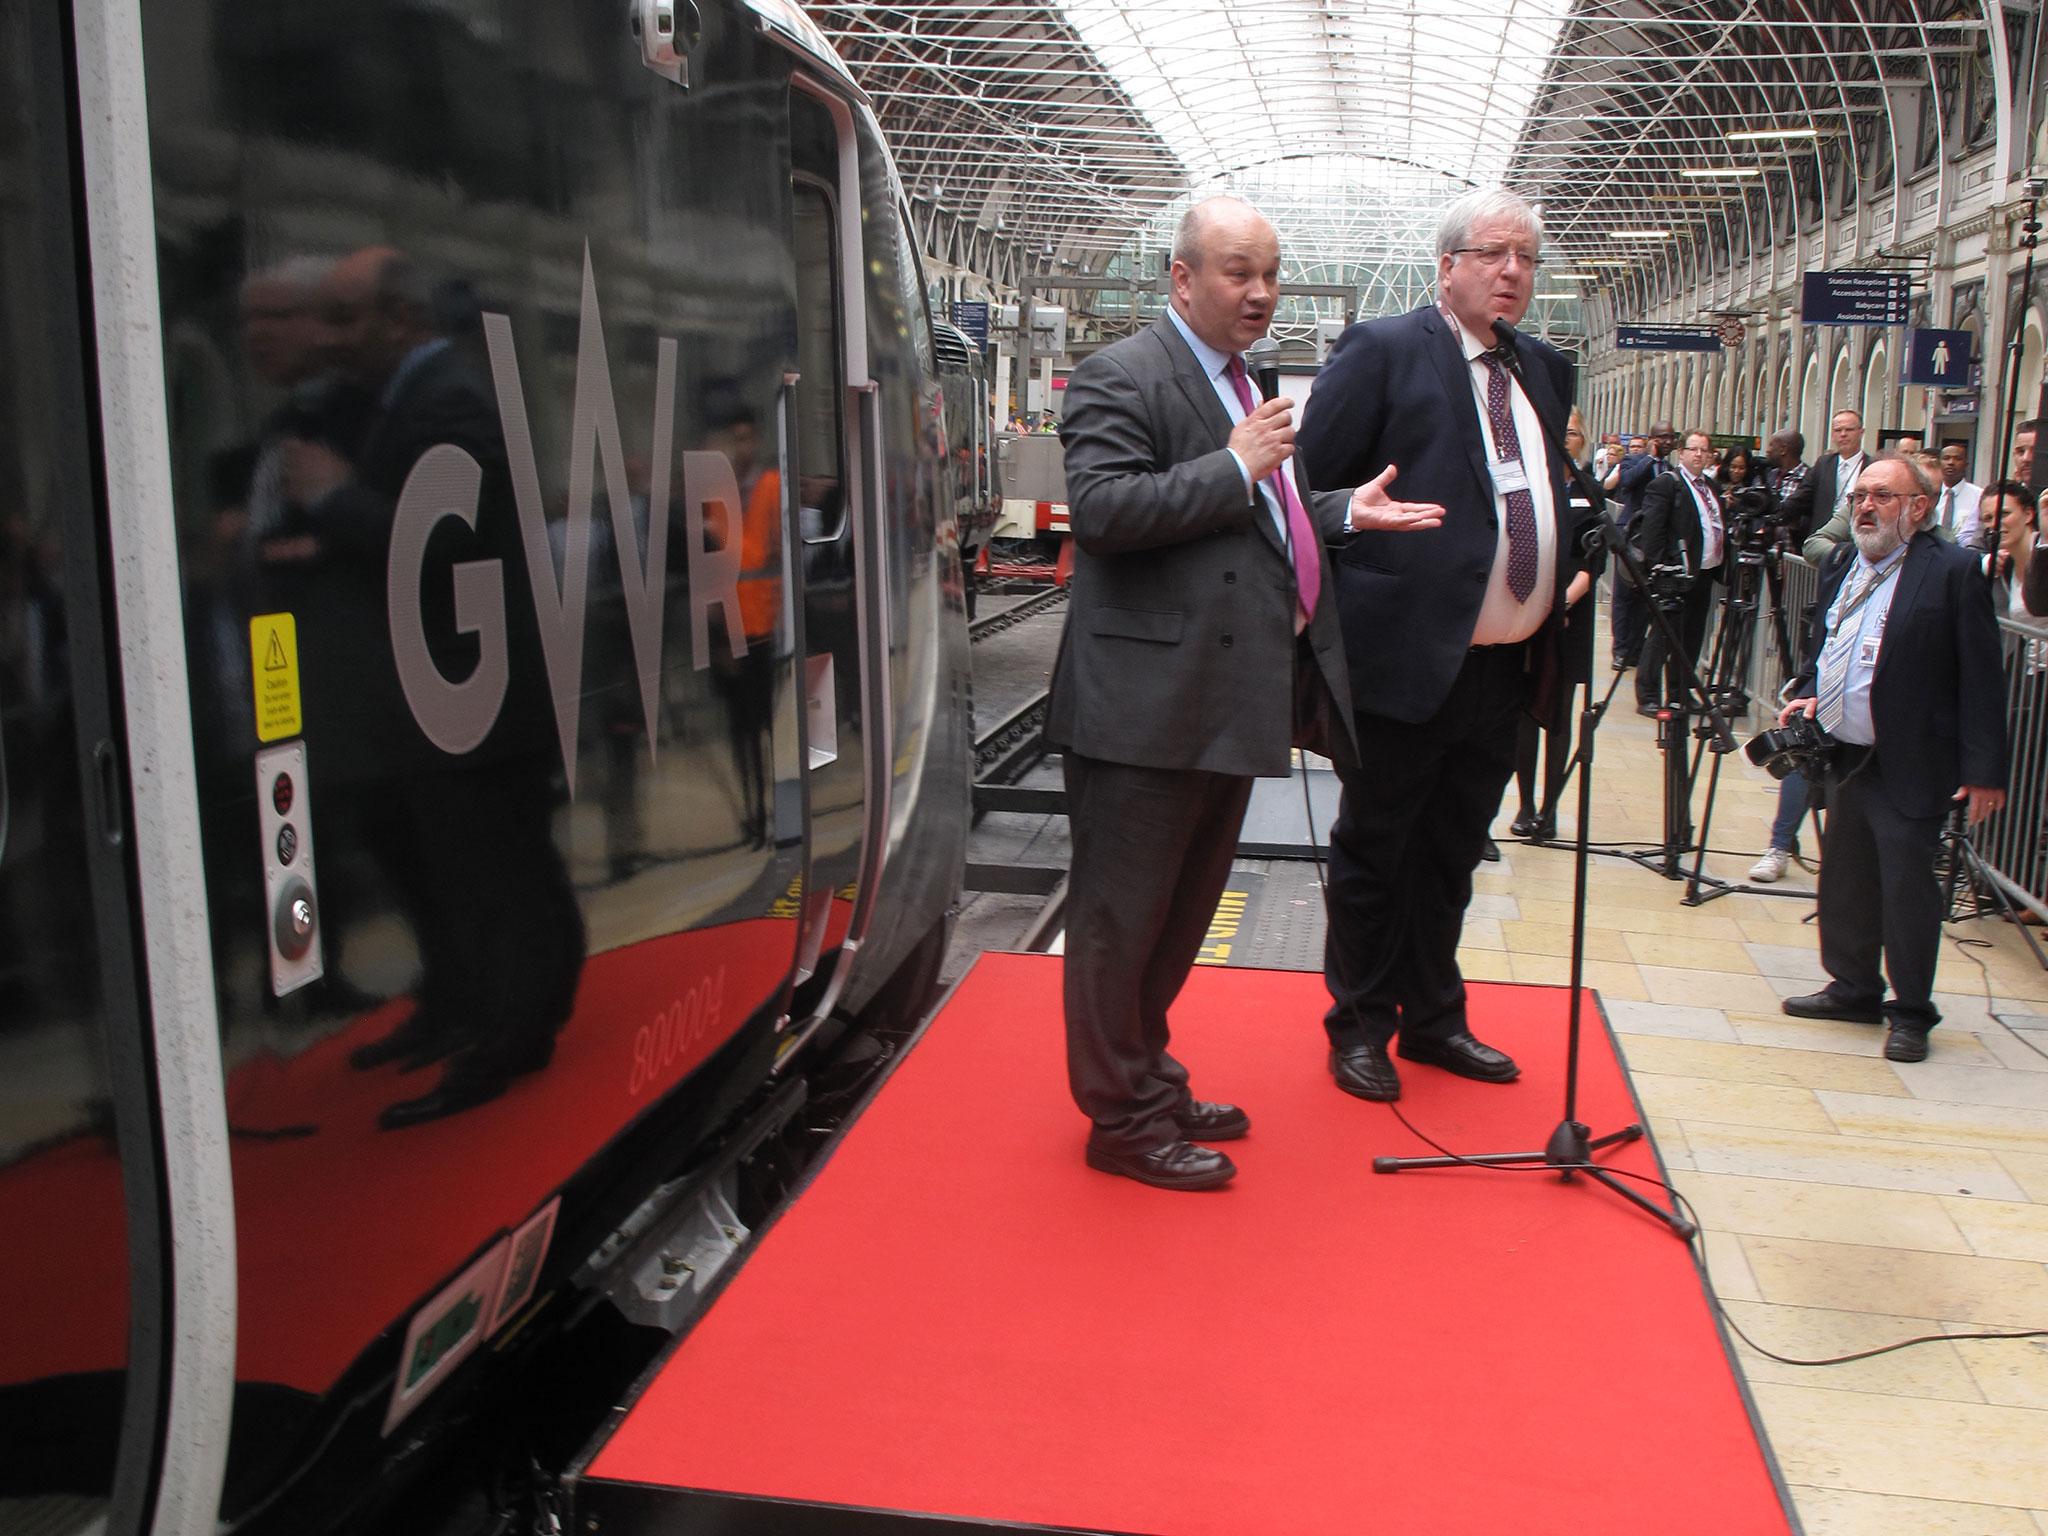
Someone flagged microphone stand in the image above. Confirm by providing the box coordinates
[1371,321,1697,1239]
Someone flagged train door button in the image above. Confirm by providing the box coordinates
[276,823,298,866]
[272,772,295,816]
[275,879,316,961]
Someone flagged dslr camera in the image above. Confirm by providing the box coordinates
[1744,715,1833,780]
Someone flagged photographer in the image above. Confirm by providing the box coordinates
[1775,454,2007,1063]
[1633,429,1723,715]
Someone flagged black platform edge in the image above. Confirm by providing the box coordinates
[561,962,980,1514]
[1586,988,1808,1536]
[572,1478,1149,1535]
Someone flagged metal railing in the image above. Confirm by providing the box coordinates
[1754,552,2048,922]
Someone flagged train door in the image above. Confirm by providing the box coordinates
[0,4,175,1531]
[784,80,891,1016]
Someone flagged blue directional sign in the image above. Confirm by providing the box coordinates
[949,300,990,348]
[1801,270,1912,326]
[1903,327,1971,387]
[1616,324,1721,353]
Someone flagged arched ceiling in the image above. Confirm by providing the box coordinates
[806,1,2036,320]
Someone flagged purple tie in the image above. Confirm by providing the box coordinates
[1225,355,1319,621]
[1482,354,1540,602]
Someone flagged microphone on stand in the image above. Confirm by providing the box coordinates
[1246,336,1282,402]
[1489,318,1524,380]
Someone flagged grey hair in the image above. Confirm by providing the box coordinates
[1172,194,1266,269]
[241,254,334,300]
[1436,187,1543,259]
[1876,449,1936,502]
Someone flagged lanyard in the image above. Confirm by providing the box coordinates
[1832,555,1903,633]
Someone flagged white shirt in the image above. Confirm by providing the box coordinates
[1164,305,1290,550]
[1444,311,1558,645]
[1832,451,1866,521]
[1935,479,1982,548]
[1821,544,1907,746]
[1680,466,1725,570]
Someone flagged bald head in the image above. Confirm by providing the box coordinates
[1169,196,1280,355]
[322,245,436,388]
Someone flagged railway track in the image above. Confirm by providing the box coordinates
[968,584,1066,645]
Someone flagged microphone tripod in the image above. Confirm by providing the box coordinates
[1371,320,1698,1238]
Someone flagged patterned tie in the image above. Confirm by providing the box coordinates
[1225,355,1320,621]
[1938,486,1954,530]
[1815,566,1876,734]
[1482,353,1540,602]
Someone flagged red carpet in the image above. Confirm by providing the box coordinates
[582,953,1794,1535]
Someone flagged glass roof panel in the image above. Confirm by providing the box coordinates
[1061,0,1577,192]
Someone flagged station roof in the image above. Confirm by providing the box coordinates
[805,0,2027,315]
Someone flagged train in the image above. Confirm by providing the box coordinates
[0,0,976,1531]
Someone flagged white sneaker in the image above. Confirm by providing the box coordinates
[1748,847,1791,883]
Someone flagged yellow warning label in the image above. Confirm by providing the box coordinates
[248,613,302,742]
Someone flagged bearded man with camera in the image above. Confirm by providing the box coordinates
[1772,453,2007,1063]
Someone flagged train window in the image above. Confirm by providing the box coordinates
[895,205,936,373]
[792,177,847,545]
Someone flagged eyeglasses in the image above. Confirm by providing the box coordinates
[1848,488,1912,508]
[1450,244,1544,271]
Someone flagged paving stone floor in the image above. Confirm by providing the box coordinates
[1476,683,2048,1535]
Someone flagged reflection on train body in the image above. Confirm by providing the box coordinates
[0,0,970,1530]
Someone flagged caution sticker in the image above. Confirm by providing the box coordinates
[248,613,303,742]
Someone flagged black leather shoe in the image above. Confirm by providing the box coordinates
[1397,1030,1520,1083]
[1635,702,1662,718]
[1330,1043,1400,1101]
[1510,811,1541,838]
[1479,838,1502,862]
[1532,818,1558,842]
[1085,1139,1235,1190]
[1781,990,1884,1025]
[379,1037,555,1131]
[349,1012,455,1072]
[1173,1099,1250,1141]
[1884,1023,1931,1062]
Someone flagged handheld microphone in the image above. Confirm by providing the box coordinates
[1246,336,1282,402]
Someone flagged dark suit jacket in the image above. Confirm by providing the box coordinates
[1791,531,2006,818]
[1633,468,1724,582]
[1046,317,1356,775]
[1297,304,1579,725]
[1784,450,1860,545]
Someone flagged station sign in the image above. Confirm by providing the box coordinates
[949,300,990,348]
[1616,324,1722,352]
[1800,269,1911,326]
[1903,326,1972,387]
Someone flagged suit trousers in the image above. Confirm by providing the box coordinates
[1637,575,1718,707]
[1610,576,1648,666]
[1062,752,1254,1151]
[1324,645,1526,1048]
[1818,752,1944,1030]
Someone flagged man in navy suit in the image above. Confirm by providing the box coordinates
[1299,187,1590,1103]
[1777,453,2007,1063]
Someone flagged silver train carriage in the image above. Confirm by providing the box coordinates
[0,0,972,1530]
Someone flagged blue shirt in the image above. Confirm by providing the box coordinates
[1821,543,1908,746]
[1163,306,1289,549]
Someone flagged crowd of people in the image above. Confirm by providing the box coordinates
[1048,183,2033,1189]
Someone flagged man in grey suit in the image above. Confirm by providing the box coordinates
[1051,196,1443,1189]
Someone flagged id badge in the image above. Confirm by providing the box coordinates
[1492,456,1531,496]
[1857,634,1882,668]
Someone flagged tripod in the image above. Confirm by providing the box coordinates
[1371,320,1698,1237]
[1681,535,1819,906]
[1939,808,2048,969]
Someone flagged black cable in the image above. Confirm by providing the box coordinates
[1941,925,2048,1063]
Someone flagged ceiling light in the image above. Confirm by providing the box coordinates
[1724,127,1821,143]
[1610,229,1672,240]
[1680,167,1762,179]
[1580,259,1635,267]
[1547,271,1599,280]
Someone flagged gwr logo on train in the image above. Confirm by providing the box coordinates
[389,245,750,795]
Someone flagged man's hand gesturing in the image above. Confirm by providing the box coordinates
[1348,464,1446,532]
[1229,396,1295,484]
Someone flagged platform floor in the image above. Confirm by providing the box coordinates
[1465,677,2048,1535]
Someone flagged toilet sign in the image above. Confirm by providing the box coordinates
[1904,327,1971,388]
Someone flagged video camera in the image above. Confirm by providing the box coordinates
[1724,483,1791,559]
[1743,715,1833,780]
